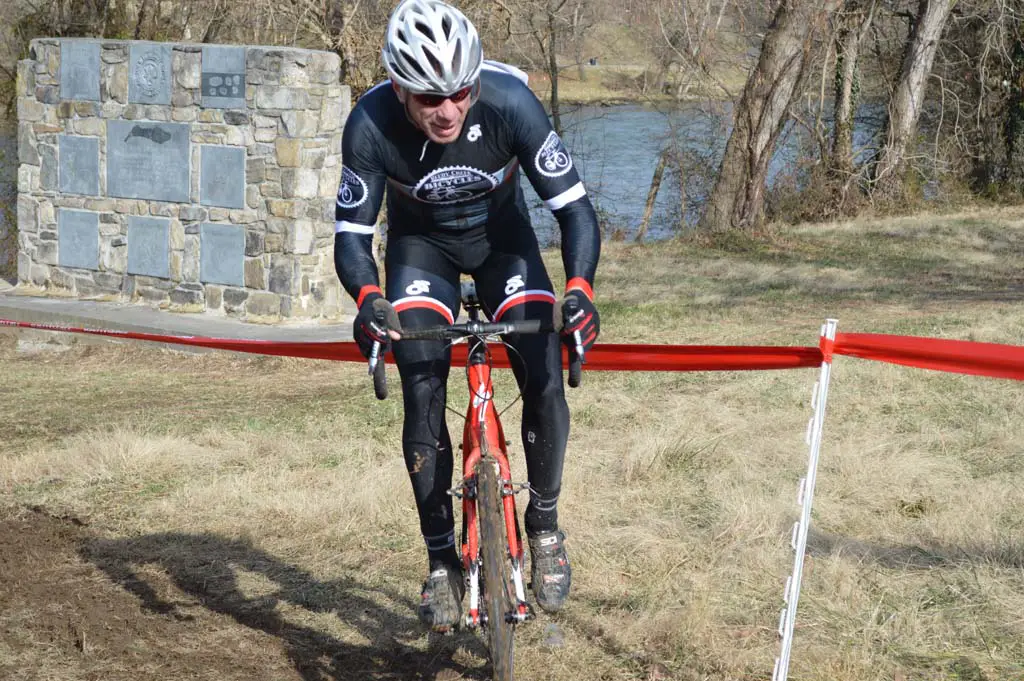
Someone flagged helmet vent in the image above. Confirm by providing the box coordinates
[404,51,429,79]
[452,43,462,74]
[424,51,443,78]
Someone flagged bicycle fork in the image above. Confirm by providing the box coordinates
[459,475,534,628]
[456,342,534,628]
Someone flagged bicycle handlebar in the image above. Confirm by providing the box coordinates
[367,317,584,399]
[398,319,550,341]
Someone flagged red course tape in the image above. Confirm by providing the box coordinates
[0,318,822,371]
[3,319,1024,380]
[834,332,1024,381]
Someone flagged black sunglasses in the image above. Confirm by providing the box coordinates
[412,84,475,107]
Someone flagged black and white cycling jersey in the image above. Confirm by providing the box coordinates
[334,61,600,303]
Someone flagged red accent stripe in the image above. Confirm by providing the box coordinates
[393,298,455,324]
[565,277,593,301]
[494,292,556,321]
[356,285,382,308]
[581,328,597,347]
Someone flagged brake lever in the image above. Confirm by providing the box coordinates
[572,329,586,364]
[368,340,382,375]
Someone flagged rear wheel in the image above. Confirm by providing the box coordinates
[477,453,515,681]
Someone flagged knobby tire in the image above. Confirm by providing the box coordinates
[477,452,515,681]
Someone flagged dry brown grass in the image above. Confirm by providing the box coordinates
[3,207,1024,680]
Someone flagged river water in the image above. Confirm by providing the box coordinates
[526,103,729,243]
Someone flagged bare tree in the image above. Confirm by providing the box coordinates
[870,0,954,199]
[1006,22,1024,192]
[649,0,740,100]
[935,0,1024,195]
[499,0,594,136]
[829,0,876,185]
[700,0,843,233]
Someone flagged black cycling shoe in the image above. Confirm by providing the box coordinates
[417,564,465,632]
[528,529,572,613]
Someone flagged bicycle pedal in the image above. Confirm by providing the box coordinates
[506,602,535,623]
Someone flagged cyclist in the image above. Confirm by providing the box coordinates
[334,0,600,631]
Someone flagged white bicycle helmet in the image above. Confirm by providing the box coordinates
[382,0,483,94]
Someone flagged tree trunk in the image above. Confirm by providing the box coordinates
[134,0,153,40]
[573,2,587,82]
[829,0,875,181]
[699,0,842,233]
[1005,37,1024,193]
[636,150,670,243]
[547,2,562,136]
[870,0,954,199]
[325,0,357,84]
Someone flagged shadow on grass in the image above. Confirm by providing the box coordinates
[80,532,488,681]
[807,526,1024,570]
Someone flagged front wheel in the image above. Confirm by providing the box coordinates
[477,454,515,681]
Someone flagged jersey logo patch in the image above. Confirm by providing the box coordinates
[337,166,368,209]
[467,124,482,142]
[406,280,431,295]
[413,165,498,204]
[534,131,573,178]
[504,275,525,295]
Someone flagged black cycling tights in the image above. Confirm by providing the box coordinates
[385,228,570,571]
[395,330,569,570]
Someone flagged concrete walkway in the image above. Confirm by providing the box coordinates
[0,280,351,352]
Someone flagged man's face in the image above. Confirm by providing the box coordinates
[397,84,475,144]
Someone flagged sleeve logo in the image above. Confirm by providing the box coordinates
[534,131,573,178]
[337,166,369,209]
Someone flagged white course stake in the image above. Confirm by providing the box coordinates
[773,319,838,681]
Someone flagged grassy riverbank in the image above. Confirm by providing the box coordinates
[2,208,1024,680]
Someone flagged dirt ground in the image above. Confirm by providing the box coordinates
[0,506,479,681]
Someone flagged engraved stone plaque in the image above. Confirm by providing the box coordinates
[129,43,172,105]
[127,216,170,278]
[202,46,246,109]
[107,120,190,203]
[60,40,101,101]
[58,135,100,196]
[200,145,245,209]
[58,209,99,270]
[200,223,244,286]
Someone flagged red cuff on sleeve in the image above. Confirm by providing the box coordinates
[356,285,383,308]
[565,277,594,301]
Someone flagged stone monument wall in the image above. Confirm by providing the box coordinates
[15,38,349,322]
